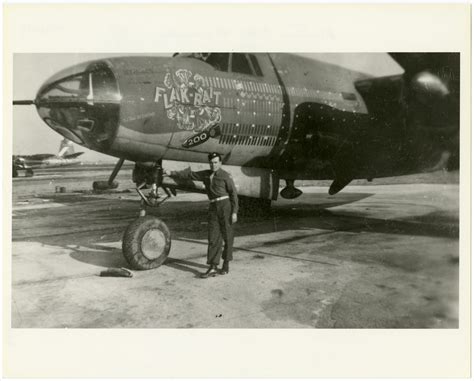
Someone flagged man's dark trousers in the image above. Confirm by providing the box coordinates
[207,199,234,265]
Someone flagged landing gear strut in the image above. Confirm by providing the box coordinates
[92,158,124,191]
[122,161,175,270]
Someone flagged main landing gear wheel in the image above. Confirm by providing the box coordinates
[122,216,171,270]
[25,168,34,177]
[93,180,119,191]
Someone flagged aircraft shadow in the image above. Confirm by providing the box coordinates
[12,191,459,273]
[69,244,128,269]
[164,258,208,278]
[69,246,207,276]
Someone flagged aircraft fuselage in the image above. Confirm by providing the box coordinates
[33,53,458,190]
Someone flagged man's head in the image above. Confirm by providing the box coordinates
[208,152,222,173]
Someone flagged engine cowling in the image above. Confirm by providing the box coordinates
[162,161,280,200]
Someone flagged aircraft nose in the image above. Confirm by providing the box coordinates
[35,60,121,153]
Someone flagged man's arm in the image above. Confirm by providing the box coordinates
[165,168,208,182]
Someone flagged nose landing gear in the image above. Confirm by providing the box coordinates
[122,161,176,270]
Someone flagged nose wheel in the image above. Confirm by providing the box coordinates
[122,216,171,270]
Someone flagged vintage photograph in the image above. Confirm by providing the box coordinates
[4,3,471,378]
[12,52,460,329]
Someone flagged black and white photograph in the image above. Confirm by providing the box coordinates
[3,3,471,379]
[12,52,461,329]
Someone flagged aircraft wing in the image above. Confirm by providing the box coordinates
[389,53,460,80]
[27,154,56,160]
[64,152,84,159]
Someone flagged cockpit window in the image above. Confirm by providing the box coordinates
[206,53,230,72]
[173,53,262,76]
[249,54,263,76]
[174,53,230,72]
[231,53,253,75]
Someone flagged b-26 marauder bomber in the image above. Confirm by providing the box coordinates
[13,52,459,270]
[12,138,84,177]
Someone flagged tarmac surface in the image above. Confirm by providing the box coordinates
[11,165,459,328]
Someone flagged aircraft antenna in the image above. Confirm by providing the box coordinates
[13,100,35,105]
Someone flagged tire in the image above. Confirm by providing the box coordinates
[93,180,118,191]
[25,169,34,177]
[122,216,171,270]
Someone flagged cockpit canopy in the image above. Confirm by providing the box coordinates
[173,53,263,77]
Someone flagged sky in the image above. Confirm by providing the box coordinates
[12,53,402,162]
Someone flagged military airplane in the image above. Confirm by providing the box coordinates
[13,52,459,270]
[12,138,84,177]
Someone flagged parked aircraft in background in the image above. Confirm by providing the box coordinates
[13,52,459,269]
[12,138,84,177]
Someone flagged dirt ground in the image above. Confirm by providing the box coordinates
[11,166,459,328]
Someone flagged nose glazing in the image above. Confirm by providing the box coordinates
[35,60,121,153]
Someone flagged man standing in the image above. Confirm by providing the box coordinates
[165,152,238,278]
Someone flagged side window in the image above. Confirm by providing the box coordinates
[249,54,263,77]
[231,53,253,75]
[206,53,230,72]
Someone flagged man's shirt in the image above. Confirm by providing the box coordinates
[171,168,239,214]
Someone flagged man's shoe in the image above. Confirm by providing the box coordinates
[200,266,218,279]
[220,262,229,275]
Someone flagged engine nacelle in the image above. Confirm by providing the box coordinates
[162,161,280,200]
